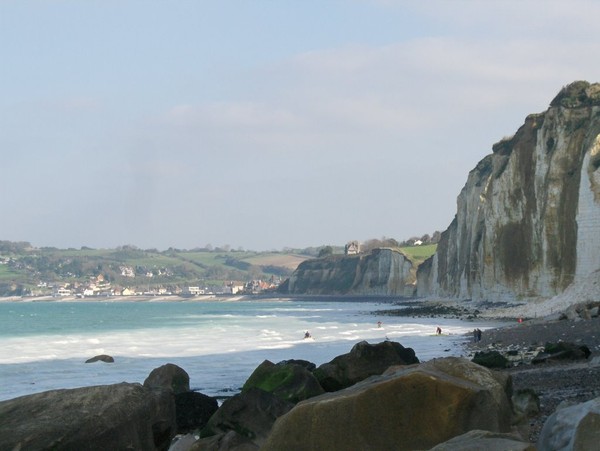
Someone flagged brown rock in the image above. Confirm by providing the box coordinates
[261,357,512,451]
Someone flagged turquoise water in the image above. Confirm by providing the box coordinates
[0,298,500,401]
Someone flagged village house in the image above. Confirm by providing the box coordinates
[180,286,203,296]
[224,282,244,294]
[53,286,72,297]
[345,241,360,255]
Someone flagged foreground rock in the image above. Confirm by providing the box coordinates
[242,359,324,403]
[314,340,419,391]
[537,396,600,450]
[144,363,190,394]
[198,388,293,449]
[0,382,176,451]
[175,391,219,433]
[261,357,512,451]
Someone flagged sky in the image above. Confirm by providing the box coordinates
[2,0,600,252]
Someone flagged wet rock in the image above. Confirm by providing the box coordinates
[85,354,114,363]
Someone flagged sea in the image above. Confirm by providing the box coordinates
[0,297,504,402]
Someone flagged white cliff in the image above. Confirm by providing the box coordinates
[418,81,600,304]
[282,248,413,296]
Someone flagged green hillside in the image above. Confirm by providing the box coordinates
[0,242,311,296]
[0,240,438,297]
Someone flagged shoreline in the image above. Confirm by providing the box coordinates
[464,314,600,443]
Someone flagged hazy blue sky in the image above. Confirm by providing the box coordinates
[2,1,599,251]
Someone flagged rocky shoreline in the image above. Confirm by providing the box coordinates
[378,298,600,444]
[465,314,600,443]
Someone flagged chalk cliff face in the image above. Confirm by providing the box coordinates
[280,248,413,296]
[418,81,600,301]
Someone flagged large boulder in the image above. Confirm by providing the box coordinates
[201,387,293,448]
[261,357,512,451]
[429,429,535,450]
[313,340,419,391]
[0,382,176,451]
[418,357,512,420]
[242,359,324,403]
[144,363,190,394]
[537,396,600,450]
[175,391,219,433]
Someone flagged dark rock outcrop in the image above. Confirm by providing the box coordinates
[532,341,591,364]
[313,340,419,392]
[261,357,513,451]
[472,350,510,369]
[200,388,293,448]
[242,359,324,403]
[175,391,219,433]
[280,247,413,295]
[144,363,190,394]
[0,382,176,451]
[418,81,600,302]
[85,354,114,363]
